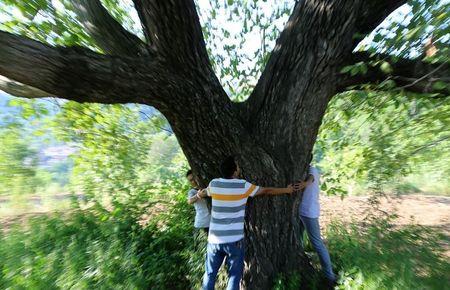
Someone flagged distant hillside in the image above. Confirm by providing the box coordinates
[1,92,75,176]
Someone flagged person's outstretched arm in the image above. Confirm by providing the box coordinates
[255,183,302,196]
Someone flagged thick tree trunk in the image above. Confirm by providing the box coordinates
[176,126,315,289]
[172,117,318,289]
[243,165,314,290]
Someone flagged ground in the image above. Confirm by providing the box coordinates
[319,194,450,256]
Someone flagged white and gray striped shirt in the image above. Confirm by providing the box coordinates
[206,178,259,244]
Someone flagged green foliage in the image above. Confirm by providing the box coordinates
[197,0,292,100]
[273,272,303,290]
[363,0,449,58]
[272,215,450,290]
[0,192,205,289]
[48,101,187,212]
[3,188,448,290]
[0,99,202,288]
[0,128,40,195]
[0,97,71,196]
[327,217,450,289]
[315,90,450,196]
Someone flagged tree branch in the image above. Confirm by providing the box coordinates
[0,31,179,107]
[410,135,450,155]
[339,51,450,95]
[71,0,148,56]
[131,0,210,67]
[242,0,408,117]
[353,0,406,48]
[0,76,54,98]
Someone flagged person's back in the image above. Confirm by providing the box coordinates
[208,178,259,244]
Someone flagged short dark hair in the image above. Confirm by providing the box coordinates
[186,169,193,177]
[220,156,237,178]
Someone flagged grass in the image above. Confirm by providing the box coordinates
[326,217,450,290]
[0,198,204,290]
[270,215,449,290]
[1,201,449,290]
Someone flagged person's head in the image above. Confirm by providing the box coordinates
[186,169,198,188]
[220,156,240,179]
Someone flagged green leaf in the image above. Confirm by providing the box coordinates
[373,33,383,43]
[432,81,447,91]
[340,65,353,74]
[360,63,368,75]
[350,66,359,76]
[380,62,393,74]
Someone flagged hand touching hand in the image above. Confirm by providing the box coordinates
[287,182,304,193]
[197,188,207,198]
[297,181,307,190]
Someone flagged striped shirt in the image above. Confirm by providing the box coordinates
[206,178,259,244]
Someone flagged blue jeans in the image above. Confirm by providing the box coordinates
[202,239,244,290]
[300,215,336,281]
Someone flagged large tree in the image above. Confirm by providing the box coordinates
[0,0,448,288]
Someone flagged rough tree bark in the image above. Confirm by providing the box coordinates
[0,0,448,289]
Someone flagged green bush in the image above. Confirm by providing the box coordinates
[0,194,205,290]
[327,217,450,290]
[393,182,421,195]
[272,216,449,290]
